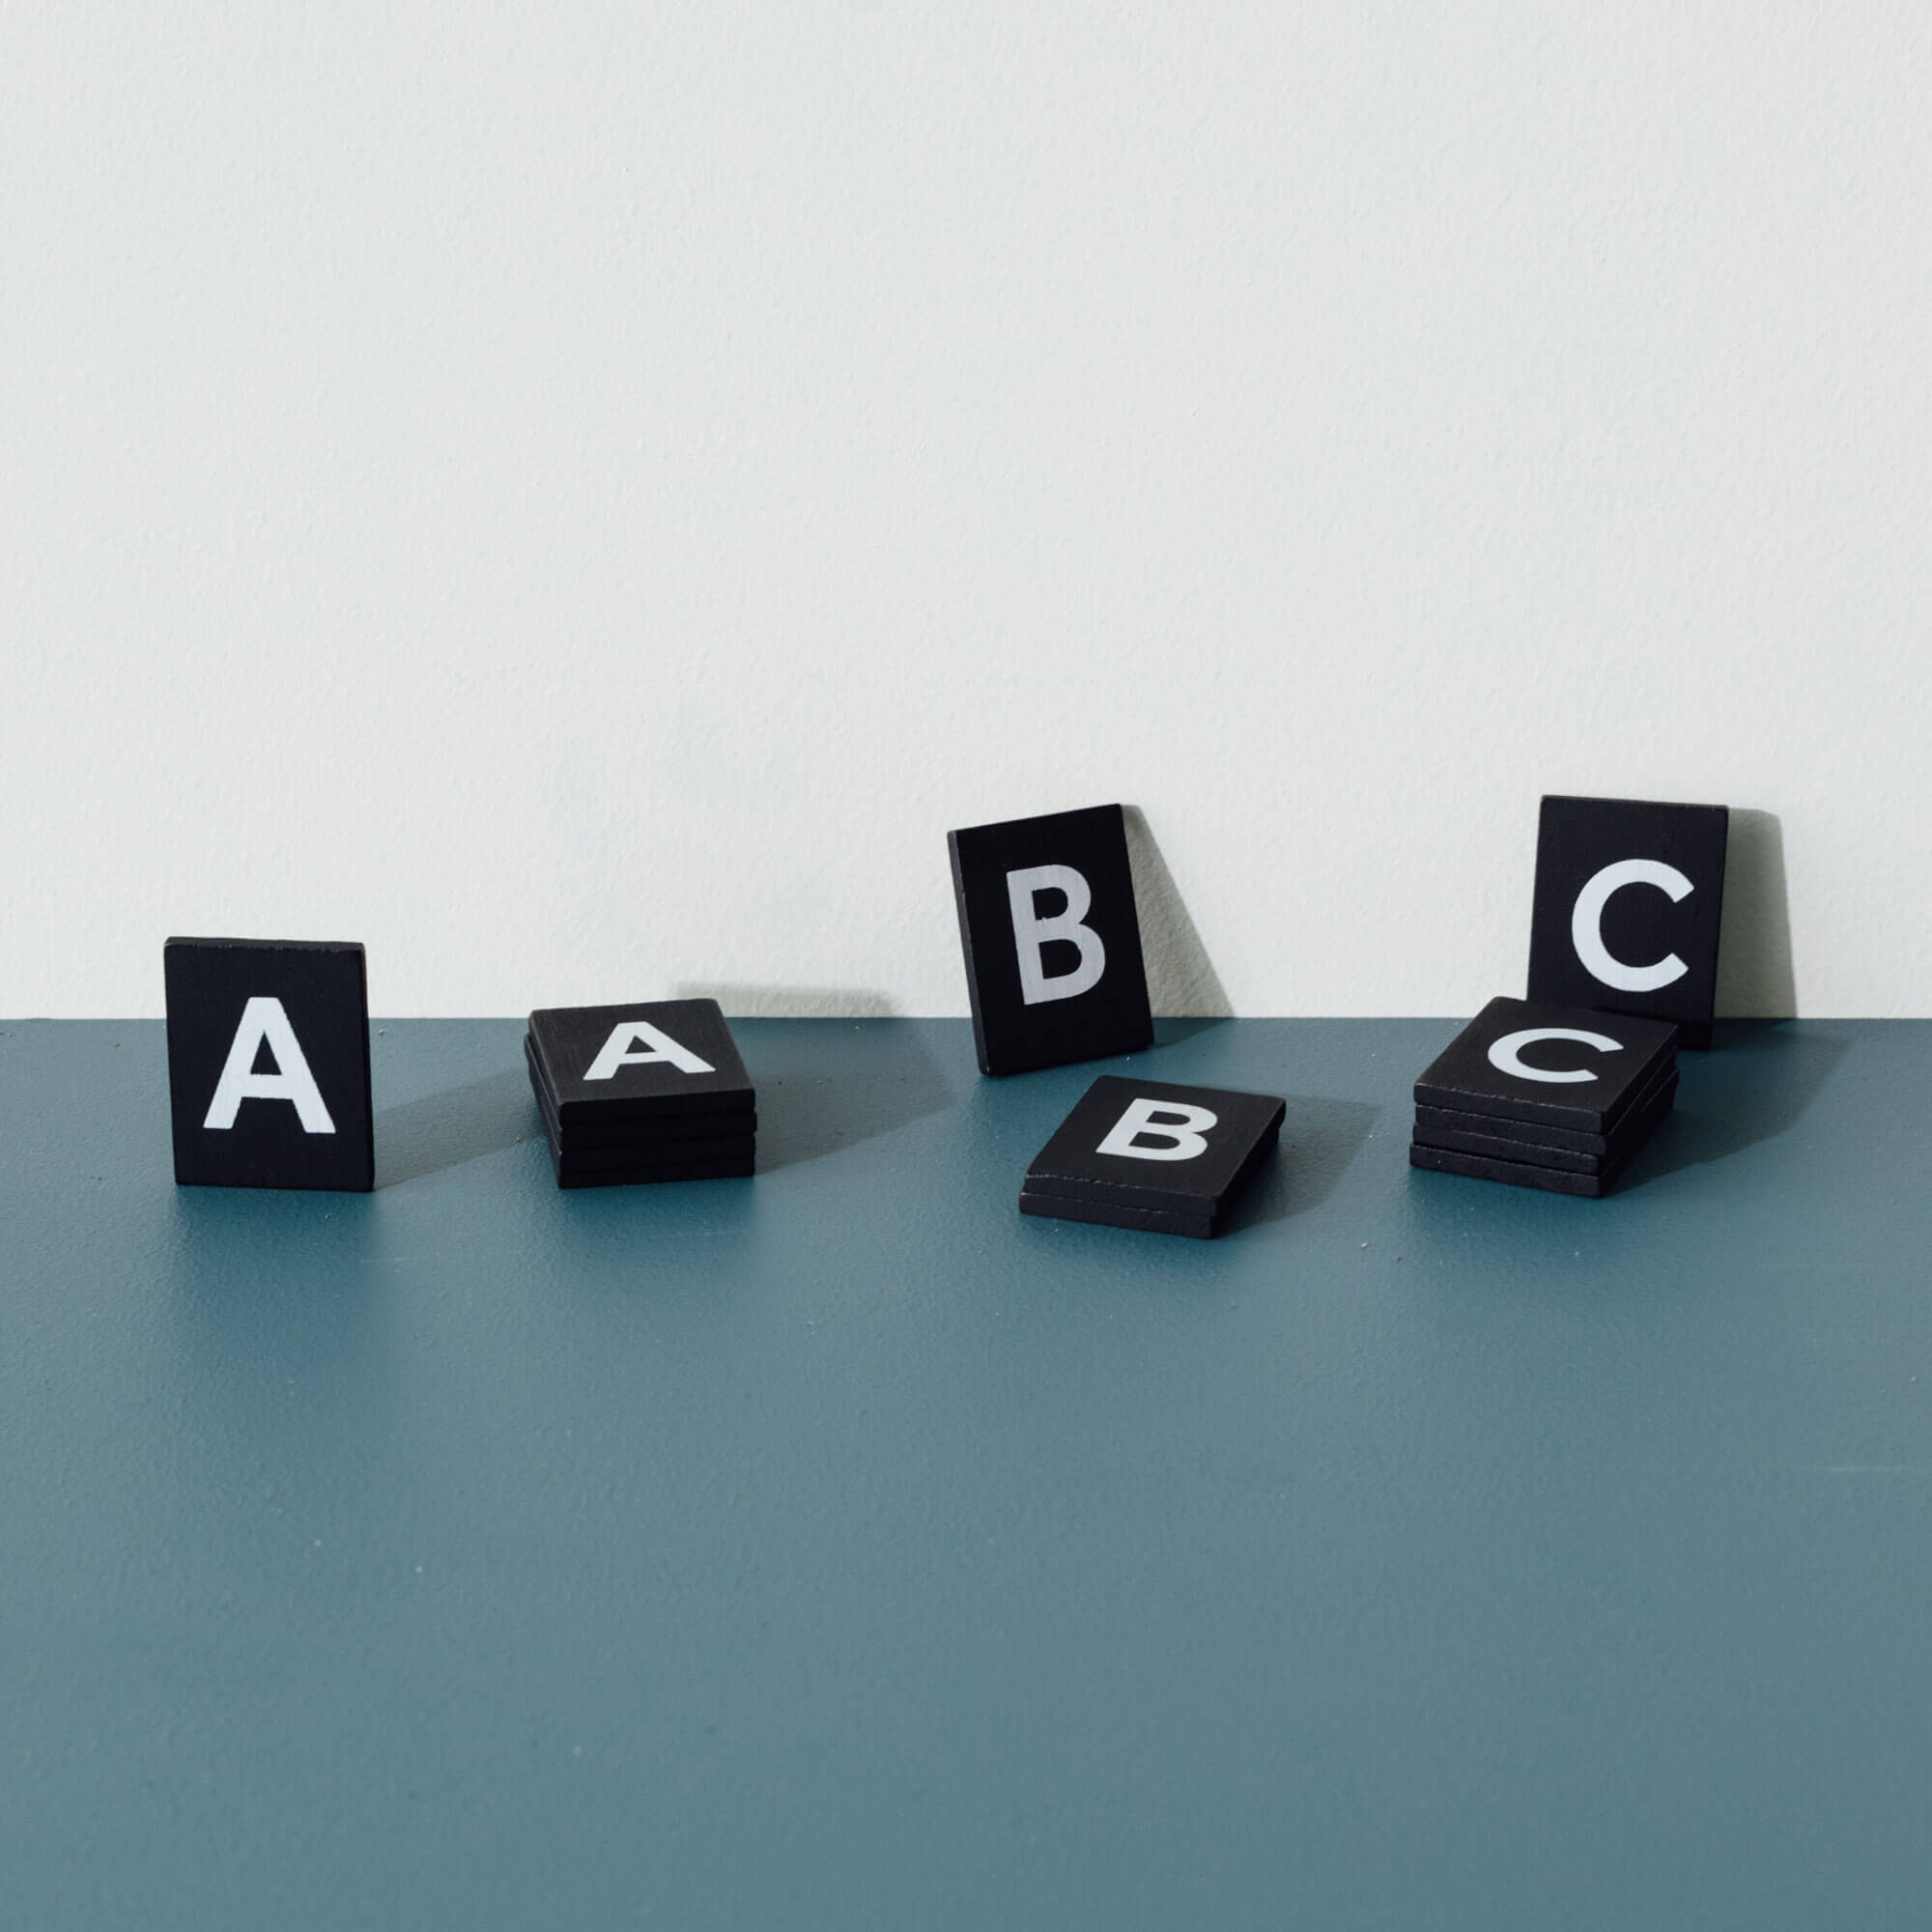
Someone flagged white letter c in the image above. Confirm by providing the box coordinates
[1571,858,1693,992]
[1488,1028,1626,1084]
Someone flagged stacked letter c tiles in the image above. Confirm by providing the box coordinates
[525,998,756,1188]
[1408,996,1679,1197]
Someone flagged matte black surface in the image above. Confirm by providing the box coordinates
[162,937,373,1192]
[526,1012,759,1190]
[1415,1077,1677,1176]
[552,1133,758,1175]
[4,1016,1931,1930]
[948,803,1153,1076]
[1024,1073,1284,1216]
[1017,1190,1217,1238]
[527,999,754,1122]
[525,1036,756,1146]
[1408,1138,1641,1198]
[1414,996,1678,1133]
[1527,793,1729,1049]
[1413,1067,1680,1156]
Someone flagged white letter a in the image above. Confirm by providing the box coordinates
[203,996,337,1133]
[583,1021,715,1081]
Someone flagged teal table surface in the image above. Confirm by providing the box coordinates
[1,1016,1926,1930]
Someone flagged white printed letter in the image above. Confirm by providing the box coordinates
[1008,865,1106,1006]
[1487,1028,1625,1085]
[1096,1096,1219,1162]
[1571,858,1694,992]
[583,1021,715,1081]
[203,996,337,1133]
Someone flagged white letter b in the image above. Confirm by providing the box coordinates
[1096,1096,1218,1162]
[1008,865,1106,1006]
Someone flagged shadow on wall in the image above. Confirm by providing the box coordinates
[377,1066,538,1188]
[675,983,955,1170]
[1716,808,1795,1019]
[676,983,899,1018]
[1623,807,1825,1186]
[1123,807,1234,1019]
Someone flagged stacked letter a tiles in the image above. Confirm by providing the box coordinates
[1408,996,1678,1197]
[525,999,755,1188]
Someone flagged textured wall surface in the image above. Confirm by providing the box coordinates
[5,6,1929,1017]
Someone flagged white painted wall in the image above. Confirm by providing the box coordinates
[5,4,1929,1018]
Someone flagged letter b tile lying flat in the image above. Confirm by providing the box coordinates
[1021,1074,1286,1236]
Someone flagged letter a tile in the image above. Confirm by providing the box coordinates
[163,937,374,1190]
[947,804,1152,1075]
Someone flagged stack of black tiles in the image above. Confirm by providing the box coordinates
[1019,1075,1286,1239]
[525,997,755,1190]
[1409,996,1678,1198]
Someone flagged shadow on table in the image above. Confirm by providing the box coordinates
[1223,1093,1380,1229]
[1623,1020,1847,1185]
[673,986,958,1171]
[1151,1016,1235,1048]
[376,1067,539,1187]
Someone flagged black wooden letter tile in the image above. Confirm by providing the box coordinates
[948,804,1153,1076]
[1412,995,1679,1135]
[1526,794,1730,1048]
[164,937,374,1191]
[526,998,753,1123]
[1023,1074,1285,1221]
